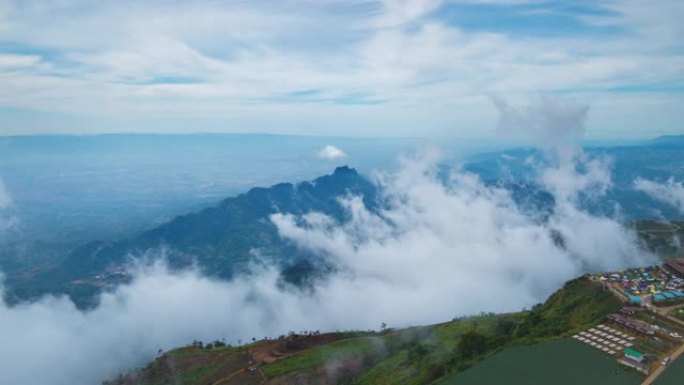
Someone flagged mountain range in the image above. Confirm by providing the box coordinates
[3,137,684,308]
[4,166,377,307]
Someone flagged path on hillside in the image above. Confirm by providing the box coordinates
[211,368,245,385]
[641,343,684,385]
[655,305,684,327]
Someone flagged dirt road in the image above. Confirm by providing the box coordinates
[641,342,684,385]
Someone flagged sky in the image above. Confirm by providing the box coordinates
[0,0,683,138]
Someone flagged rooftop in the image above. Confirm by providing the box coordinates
[665,258,684,276]
[624,347,644,360]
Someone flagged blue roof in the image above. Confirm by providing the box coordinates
[654,294,667,301]
[664,292,676,299]
[628,295,642,304]
[674,291,684,298]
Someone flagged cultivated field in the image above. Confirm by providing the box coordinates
[436,338,642,385]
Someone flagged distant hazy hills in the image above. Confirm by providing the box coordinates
[465,138,684,220]
[651,135,684,146]
[6,166,377,307]
[3,137,684,308]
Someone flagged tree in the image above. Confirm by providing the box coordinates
[458,331,488,359]
[493,318,517,343]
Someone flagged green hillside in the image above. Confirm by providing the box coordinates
[106,276,622,385]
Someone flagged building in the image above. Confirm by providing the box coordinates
[652,291,684,302]
[620,307,643,316]
[624,348,645,362]
[606,314,655,335]
[619,348,650,374]
[665,258,684,278]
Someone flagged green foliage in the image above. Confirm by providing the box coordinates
[106,277,624,385]
[177,367,217,384]
[514,277,621,342]
[458,331,489,360]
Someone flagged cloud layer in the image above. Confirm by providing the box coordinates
[0,0,683,136]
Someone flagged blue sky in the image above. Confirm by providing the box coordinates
[0,0,682,138]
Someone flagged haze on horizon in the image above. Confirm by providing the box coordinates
[0,0,683,139]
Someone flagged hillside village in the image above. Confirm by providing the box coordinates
[586,258,684,383]
[102,258,684,385]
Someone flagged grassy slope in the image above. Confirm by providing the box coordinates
[513,276,623,342]
[109,276,622,385]
[352,314,519,385]
[349,276,622,385]
[261,337,382,379]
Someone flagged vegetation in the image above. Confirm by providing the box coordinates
[436,338,641,385]
[261,337,382,379]
[514,276,622,342]
[107,276,625,385]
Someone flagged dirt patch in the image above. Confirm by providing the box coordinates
[265,356,366,385]
[250,333,348,365]
[107,333,357,385]
[108,348,251,385]
[219,368,264,385]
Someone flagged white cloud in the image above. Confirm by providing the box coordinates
[317,145,347,160]
[0,54,40,70]
[0,263,292,385]
[634,178,684,214]
[374,0,444,28]
[493,95,589,144]
[272,150,648,326]
[0,1,682,136]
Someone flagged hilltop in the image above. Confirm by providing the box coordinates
[4,166,377,308]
